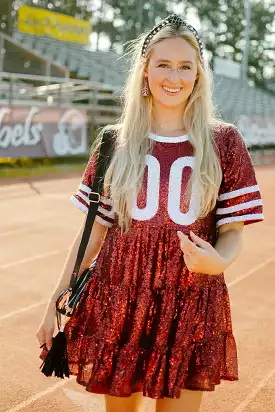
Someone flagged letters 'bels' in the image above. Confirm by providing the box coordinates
[0,107,43,148]
[0,107,86,156]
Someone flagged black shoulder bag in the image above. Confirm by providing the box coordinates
[40,130,114,379]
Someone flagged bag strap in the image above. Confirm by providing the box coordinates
[69,130,115,292]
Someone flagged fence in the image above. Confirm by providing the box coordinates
[0,72,123,158]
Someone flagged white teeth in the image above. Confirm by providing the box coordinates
[163,86,181,93]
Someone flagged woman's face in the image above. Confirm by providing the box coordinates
[145,37,198,108]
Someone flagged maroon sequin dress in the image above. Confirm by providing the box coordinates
[41,125,264,399]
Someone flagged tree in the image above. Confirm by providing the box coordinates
[0,0,14,34]
[248,0,275,87]
[183,0,275,87]
[21,0,93,19]
[2,0,274,88]
[0,1,95,36]
[93,0,175,51]
[92,0,274,86]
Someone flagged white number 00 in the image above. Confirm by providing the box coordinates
[131,154,198,226]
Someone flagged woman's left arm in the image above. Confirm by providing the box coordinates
[215,221,244,269]
[177,221,244,275]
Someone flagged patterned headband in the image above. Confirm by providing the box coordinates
[141,14,204,61]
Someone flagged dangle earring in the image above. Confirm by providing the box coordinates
[141,77,149,97]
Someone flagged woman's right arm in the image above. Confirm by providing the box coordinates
[47,217,108,311]
[36,218,108,349]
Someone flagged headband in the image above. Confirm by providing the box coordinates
[141,14,204,61]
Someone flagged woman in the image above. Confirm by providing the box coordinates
[37,14,264,412]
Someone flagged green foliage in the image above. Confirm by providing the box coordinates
[94,0,274,88]
[0,155,88,179]
[1,0,274,88]
[0,155,88,168]
[21,0,92,19]
[0,0,13,34]
[248,0,275,87]
[98,0,171,47]
[184,0,275,88]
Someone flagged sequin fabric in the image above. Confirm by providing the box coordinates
[40,124,263,399]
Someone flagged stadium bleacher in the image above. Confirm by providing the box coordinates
[8,33,275,120]
[213,74,275,121]
[0,31,273,148]
[1,32,67,78]
[213,74,275,147]
[12,32,127,86]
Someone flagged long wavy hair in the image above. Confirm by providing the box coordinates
[93,23,226,233]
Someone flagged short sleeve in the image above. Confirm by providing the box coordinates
[216,126,264,228]
[70,151,115,228]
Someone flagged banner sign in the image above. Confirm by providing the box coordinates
[18,5,91,44]
[0,106,88,158]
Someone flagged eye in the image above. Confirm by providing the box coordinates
[158,63,169,68]
[179,65,191,70]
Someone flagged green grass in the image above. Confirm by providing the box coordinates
[0,162,87,179]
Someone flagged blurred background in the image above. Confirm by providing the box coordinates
[0,0,274,180]
[0,4,275,412]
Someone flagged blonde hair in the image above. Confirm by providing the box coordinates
[94,23,226,233]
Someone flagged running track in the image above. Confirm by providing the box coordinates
[0,165,275,412]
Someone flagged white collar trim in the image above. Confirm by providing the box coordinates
[149,132,189,143]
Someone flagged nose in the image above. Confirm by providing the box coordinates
[167,68,181,82]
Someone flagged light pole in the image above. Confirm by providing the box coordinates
[242,0,252,84]
[95,0,104,51]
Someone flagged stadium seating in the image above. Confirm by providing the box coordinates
[1,32,274,147]
[11,32,275,117]
[13,32,127,85]
[213,74,275,120]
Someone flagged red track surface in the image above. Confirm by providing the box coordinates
[0,165,274,412]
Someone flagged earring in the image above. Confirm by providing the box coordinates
[142,78,149,97]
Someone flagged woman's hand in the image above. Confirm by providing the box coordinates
[177,230,226,275]
[36,308,56,351]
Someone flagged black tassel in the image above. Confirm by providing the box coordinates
[40,331,70,378]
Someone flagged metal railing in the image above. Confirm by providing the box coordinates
[0,31,69,77]
[0,71,122,127]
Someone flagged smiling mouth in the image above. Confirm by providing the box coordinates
[162,86,183,94]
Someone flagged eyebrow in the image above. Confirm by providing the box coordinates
[155,59,194,65]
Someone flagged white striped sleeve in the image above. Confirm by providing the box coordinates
[70,153,115,228]
[216,128,264,228]
[71,184,115,228]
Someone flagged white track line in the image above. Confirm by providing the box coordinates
[0,223,64,238]
[229,255,275,411]
[4,379,71,412]
[227,254,275,288]
[0,301,47,322]
[233,366,275,412]
[1,251,274,324]
[0,249,68,322]
[2,235,275,412]
[0,215,77,238]
[0,225,56,238]
[0,227,41,238]
[0,249,68,269]
[63,388,104,411]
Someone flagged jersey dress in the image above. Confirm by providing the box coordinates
[49,124,264,399]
